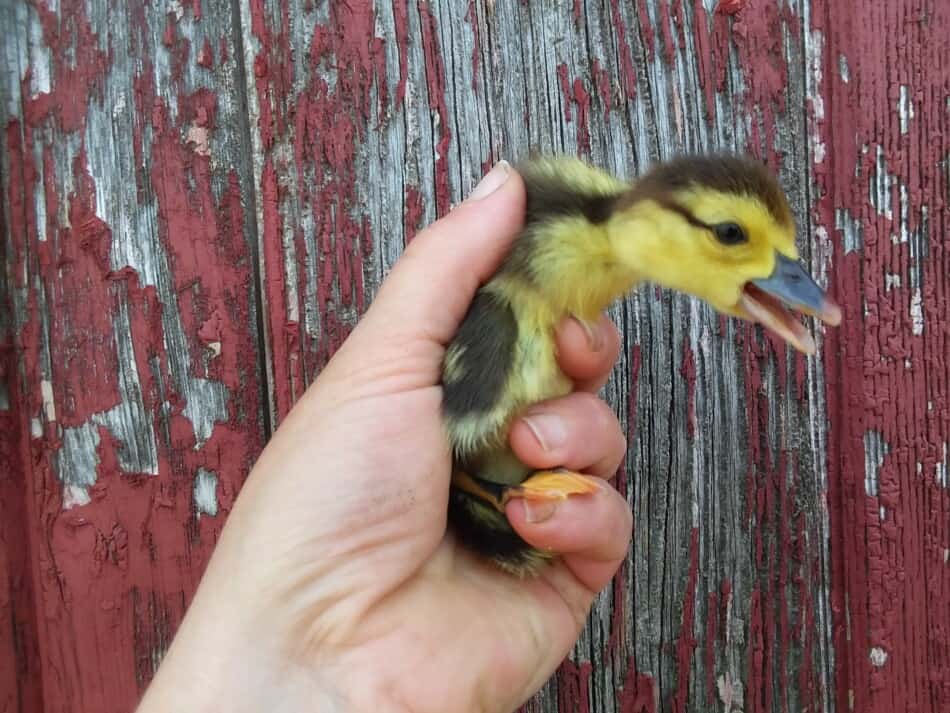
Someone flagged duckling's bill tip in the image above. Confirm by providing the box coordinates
[820,299,842,327]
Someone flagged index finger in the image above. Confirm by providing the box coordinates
[554,314,622,393]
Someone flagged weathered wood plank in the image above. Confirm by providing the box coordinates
[243,1,840,711]
[0,1,266,710]
[810,2,950,711]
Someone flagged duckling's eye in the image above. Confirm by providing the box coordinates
[712,222,747,246]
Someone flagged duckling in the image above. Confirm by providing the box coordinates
[443,154,841,576]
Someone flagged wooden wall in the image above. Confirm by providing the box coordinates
[1,1,947,711]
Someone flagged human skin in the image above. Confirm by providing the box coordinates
[136,162,633,713]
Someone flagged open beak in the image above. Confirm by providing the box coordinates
[737,253,842,355]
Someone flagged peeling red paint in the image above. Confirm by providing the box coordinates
[252,1,384,410]
[417,1,452,215]
[609,0,638,99]
[393,0,410,105]
[812,1,950,711]
[162,14,176,48]
[705,590,717,701]
[607,557,628,656]
[671,0,686,51]
[197,38,214,69]
[4,4,266,707]
[465,0,481,91]
[572,78,591,155]
[555,65,592,154]
[557,63,573,120]
[618,656,658,713]
[658,1,677,65]
[404,184,425,244]
[690,0,732,121]
[1,125,45,713]
[572,0,582,25]
[747,589,769,713]
[591,58,612,119]
[636,0,656,64]
[671,527,699,713]
[557,659,593,713]
[6,2,947,711]
[716,0,744,16]
[680,337,696,440]
[26,2,110,133]
[729,0,796,165]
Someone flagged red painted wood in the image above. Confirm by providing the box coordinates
[812,1,950,710]
[1,2,267,711]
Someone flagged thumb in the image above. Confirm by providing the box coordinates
[356,161,526,345]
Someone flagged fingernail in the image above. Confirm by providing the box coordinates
[572,316,605,352]
[468,160,511,200]
[524,499,559,524]
[521,412,568,452]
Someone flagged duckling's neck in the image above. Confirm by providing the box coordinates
[498,213,647,321]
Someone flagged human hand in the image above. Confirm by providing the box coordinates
[137,162,633,713]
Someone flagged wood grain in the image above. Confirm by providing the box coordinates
[0,1,266,710]
[1,1,947,712]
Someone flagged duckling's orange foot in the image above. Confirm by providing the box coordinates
[504,469,599,504]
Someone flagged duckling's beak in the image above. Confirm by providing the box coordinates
[738,254,842,355]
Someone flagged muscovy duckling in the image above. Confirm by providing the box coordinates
[443,154,841,575]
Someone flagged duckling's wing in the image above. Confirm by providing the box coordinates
[442,290,518,453]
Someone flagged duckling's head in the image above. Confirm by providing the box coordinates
[611,154,841,353]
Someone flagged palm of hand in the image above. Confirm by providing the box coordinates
[257,381,594,711]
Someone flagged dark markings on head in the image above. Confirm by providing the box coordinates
[519,161,622,225]
[618,153,794,229]
[441,290,517,418]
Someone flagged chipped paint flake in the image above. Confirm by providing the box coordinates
[193,468,219,517]
[186,124,211,156]
[897,85,915,135]
[863,430,889,497]
[2,4,29,116]
[28,10,52,98]
[717,672,744,710]
[806,29,827,164]
[57,422,100,509]
[870,145,895,220]
[937,442,948,489]
[40,379,55,421]
[63,484,92,509]
[910,288,924,335]
[869,647,888,667]
[838,53,850,83]
[167,0,184,22]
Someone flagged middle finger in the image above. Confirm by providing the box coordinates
[508,391,627,479]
